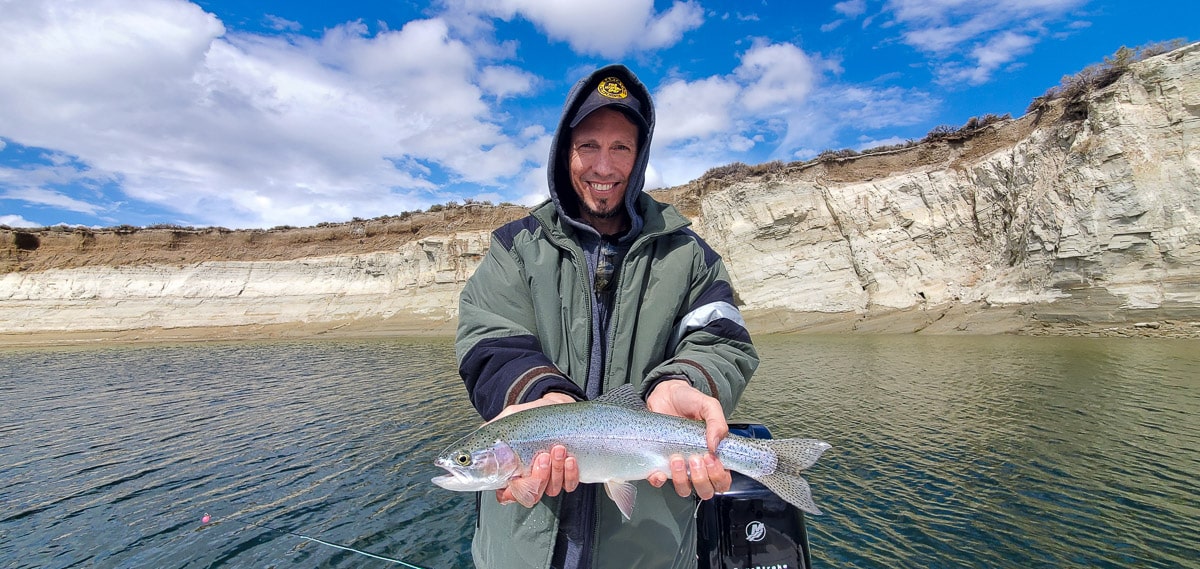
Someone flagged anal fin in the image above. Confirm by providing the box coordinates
[603,480,638,520]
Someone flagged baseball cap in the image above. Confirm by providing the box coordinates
[568,75,648,132]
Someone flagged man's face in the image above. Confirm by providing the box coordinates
[568,107,639,227]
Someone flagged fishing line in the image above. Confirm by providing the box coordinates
[670,499,705,569]
[208,513,428,569]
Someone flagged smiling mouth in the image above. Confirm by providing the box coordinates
[590,182,618,192]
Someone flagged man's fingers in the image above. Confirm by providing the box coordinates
[563,456,580,492]
[701,399,729,454]
[689,455,716,499]
[647,470,668,488]
[670,455,691,498]
[705,453,732,494]
[706,420,728,454]
[533,452,551,496]
[546,446,567,496]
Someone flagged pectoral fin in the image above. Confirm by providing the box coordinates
[507,476,542,508]
[603,480,638,520]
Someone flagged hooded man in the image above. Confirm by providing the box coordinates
[456,64,758,569]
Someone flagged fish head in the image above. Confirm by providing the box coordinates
[431,439,522,492]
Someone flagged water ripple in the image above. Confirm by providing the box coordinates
[742,335,1200,569]
[2,335,1198,568]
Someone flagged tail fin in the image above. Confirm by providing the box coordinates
[751,438,831,515]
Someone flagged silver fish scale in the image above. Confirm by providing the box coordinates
[437,388,829,515]
[461,401,779,481]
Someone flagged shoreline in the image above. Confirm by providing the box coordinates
[4,306,1198,349]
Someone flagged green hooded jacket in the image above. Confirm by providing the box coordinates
[456,64,758,569]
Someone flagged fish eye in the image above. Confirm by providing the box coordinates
[454,451,472,466]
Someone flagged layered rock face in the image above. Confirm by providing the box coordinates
[700,43,1200,330]
[2,44,1198,337]
[0,232,492,333]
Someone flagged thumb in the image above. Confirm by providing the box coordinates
[703,403,729,454]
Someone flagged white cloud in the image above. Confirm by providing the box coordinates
[829,86,938,130]
[653,76,740,145]
[640,40,931,187]
[0,0,543,228]
[0,0,981,228]
[1,183,108,216]
[972,31,1038,72]
[444,0,704,58]
[479,65,538,100]
[820,20,846,33]
[646,41,939,188]
[734,42,821,112]
[835,0,867,17]
[856,135,909,150]
[264,14,302,32]
[0,152,115,217]
[640,1,706,52]
[0,215,41,228]
[883,0,1088,85]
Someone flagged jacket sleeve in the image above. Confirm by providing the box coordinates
[456,227,585,421]
[641,234,758,416]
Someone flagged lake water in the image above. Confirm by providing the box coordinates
[1,335,1197,568]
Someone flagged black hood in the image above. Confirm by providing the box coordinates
[547,64,655,241]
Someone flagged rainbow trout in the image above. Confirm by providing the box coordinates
[432,384,830,518]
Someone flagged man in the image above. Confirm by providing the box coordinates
[456,64,758,569]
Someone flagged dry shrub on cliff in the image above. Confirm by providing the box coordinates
[699,160,789,184]
[700,162,751,181]
[920,113,1012,143]
[861,140,918,154]
[817,148,860,162]
[1027,39,1189,116]
[961,113,1010,132]
[749,160,787,175]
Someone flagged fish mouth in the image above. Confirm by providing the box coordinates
[430,473,459,488]
[431,462,510,492]
[432,471,489,491]
[431,464,476,490]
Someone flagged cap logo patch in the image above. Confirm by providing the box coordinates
[597,77,629,100]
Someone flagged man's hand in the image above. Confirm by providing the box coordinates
[491,393,581,507]
[645,379,732,500]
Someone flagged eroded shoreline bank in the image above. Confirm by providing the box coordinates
[4,306,1197,349]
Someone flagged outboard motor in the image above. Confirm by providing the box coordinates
[696,423,813,569]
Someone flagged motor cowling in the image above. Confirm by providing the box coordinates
[696,423,813,569]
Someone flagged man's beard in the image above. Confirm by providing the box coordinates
[582,199,623,219]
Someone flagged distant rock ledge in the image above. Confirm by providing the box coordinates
[3,44,1199,345]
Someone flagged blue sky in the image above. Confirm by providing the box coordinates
[0,1,1193,229]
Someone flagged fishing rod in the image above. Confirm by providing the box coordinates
[204,513,429,568]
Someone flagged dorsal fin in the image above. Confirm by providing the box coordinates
[595,383,647,410]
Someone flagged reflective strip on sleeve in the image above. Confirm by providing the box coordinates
[670,301,747,348]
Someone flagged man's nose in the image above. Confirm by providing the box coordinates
[592,150,617,175]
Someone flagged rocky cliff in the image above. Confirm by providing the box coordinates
[3,44,1199,342]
